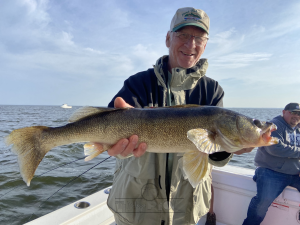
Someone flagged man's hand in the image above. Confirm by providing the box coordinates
[234,147,255,155]
[95,97,147,158]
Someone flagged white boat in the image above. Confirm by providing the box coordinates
[61,104,72,109]
[25,165,300,225]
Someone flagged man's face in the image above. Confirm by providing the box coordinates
[283,110,300,127]
[166,26,207,70]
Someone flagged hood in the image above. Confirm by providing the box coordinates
[153,56,209,105]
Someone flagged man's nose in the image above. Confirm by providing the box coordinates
[184,36,197,48]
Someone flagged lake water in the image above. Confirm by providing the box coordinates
[0,105,283,224]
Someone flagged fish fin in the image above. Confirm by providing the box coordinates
[187,128,221,154]
[69,107,127,123]
[213,129,243,152]
[5,126,53,186]
[83,142,108,161]
[178,150,209,188]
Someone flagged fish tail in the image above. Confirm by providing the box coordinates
[5,126,53,186]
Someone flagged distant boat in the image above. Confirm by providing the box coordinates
[61,104,72,109]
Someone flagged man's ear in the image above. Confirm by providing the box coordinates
[166,31,171,48]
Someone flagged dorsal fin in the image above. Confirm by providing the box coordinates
[68,106,120,123]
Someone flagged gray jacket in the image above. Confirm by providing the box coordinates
[255,115,300,175]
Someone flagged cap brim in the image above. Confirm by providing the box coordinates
[172,23,209,34]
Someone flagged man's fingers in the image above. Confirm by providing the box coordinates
[133,143,147,157]
[114,97,134,108]
[120,135,138,157]
[107,139,129,156]
[106,135,147,158]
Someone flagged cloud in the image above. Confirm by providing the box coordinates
[206,27,246,57]
[212,52,272,68]
[211,27,237,41]
[1,0,299,107]
[0,0,134,80]
[131,44,164,70]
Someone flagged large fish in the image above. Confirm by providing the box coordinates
[5,105,278,187]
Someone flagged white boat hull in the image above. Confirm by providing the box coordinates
[25,165,300,225]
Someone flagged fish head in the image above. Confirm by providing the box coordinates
[213,114,278,152]
[236,115,278,147]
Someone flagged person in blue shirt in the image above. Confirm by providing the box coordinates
[243,102,300,225]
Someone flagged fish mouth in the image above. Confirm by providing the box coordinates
[261,123,278,145]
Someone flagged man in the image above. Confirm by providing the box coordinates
[96,7,252,225]
[243,103,300,225]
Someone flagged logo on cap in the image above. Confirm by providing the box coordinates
[182,10,201,21]
[296,105,299,109]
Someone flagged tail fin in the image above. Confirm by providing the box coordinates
[5,126,52,186]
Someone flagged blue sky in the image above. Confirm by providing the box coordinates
[1,0,299,108]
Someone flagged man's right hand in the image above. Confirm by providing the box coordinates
[95,97,147,158]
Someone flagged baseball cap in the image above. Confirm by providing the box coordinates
[284,103,300,112]
[170,7,210,34]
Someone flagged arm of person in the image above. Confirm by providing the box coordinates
[263,126,300,158]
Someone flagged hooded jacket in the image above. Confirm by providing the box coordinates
[107,56,232,225]
[255,115,300,175]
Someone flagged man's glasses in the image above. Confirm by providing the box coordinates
[173,32,209,46]
[290,111,300,116]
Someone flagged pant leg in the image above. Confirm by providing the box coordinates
[243,167,290,225]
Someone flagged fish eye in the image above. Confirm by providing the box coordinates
[253,119,263,128]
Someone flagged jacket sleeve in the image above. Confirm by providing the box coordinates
[108,73,149,108]
[211,81,224,107]
[263,122,300,158]
[208,151,233,167]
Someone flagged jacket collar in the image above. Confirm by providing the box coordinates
[153,55,208,90]
[153,56,209,105]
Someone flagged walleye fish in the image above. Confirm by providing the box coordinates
[5,105,278,187]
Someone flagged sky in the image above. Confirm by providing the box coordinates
[0,0,299,108]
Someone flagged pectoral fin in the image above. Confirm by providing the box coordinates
[83,143,108,161]
[187,128,221,154]
[179,150,209,188]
